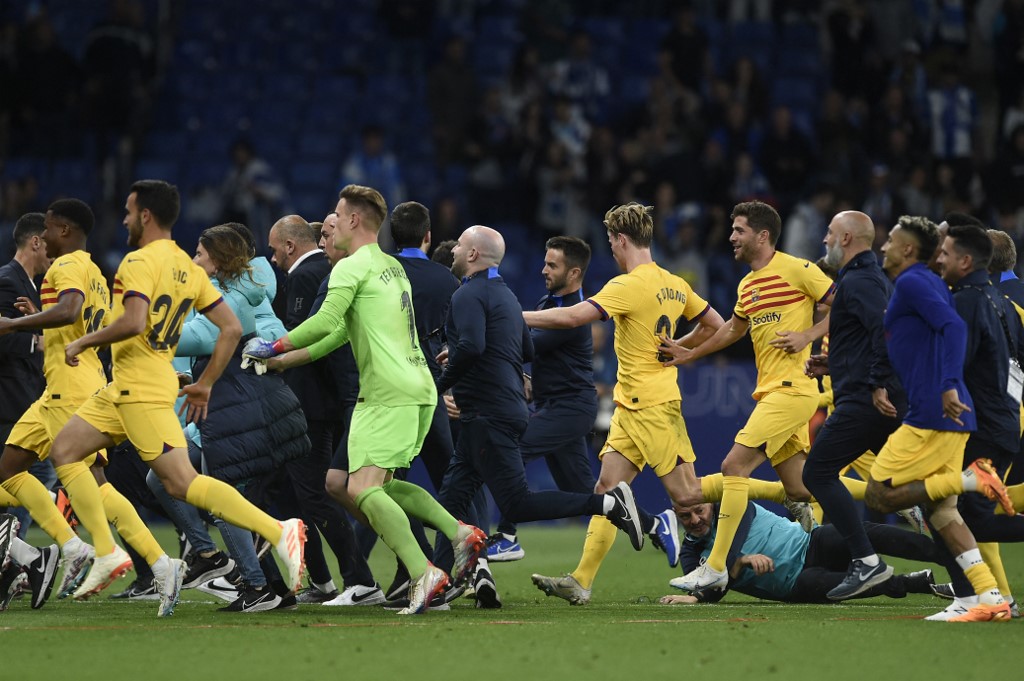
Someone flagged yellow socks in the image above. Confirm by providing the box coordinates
[99,483,164,566]
[978,543,1011,600]
[0,486,20,507]
[185,475,282,544]
[54,461,115,555]
[706,476,749,572]
[702,473,786,503]
[571,516,617,590]
[840,477,867,500]
[924,472,963,501]
[2,471,76,545]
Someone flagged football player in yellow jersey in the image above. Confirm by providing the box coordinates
[660,200,836,593]
[525,203,794,605]
[45,181,306,616]
[0,199,171,603]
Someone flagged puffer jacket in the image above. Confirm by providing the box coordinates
[193,340,309,483]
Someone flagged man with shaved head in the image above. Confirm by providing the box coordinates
[802,211,908,600]
[431,223,646,596]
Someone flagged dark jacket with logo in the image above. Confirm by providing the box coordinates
[0,259,44,424]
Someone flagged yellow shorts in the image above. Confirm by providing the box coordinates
[74,383,186,461]
[735,390,818,466]
[7,398,106,466]
[601,400,695,477]
[870,425,967,487]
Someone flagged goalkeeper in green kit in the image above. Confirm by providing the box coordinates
[243,185,485,615]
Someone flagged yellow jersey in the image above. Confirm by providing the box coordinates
[733,251,834,400]
[588,262,709,410]
[110,239,223,404]
[38,250,110,406]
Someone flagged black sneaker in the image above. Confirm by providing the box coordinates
[182,551,235,589]
[274,592,298,610]
[904,569,935,595]
[605,482,644,551]
[826,559,894,600]
[0,564,24,611]
[295,586,339,604]
[218,583,281,613]
[473,560,501,609]
[0,513,18,570]
[385,575,410,601]
[110,577,160,600]
[25,544,59,609]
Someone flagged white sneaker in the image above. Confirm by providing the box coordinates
[197,575,241,603]
[72,545,132,600]
[925,599,973,621]
[273,519,307,593]
[57,538,95,598]
[323,583,386,606]
[152,556,186,617]
[670,562,728,593]
[398,565,449,615]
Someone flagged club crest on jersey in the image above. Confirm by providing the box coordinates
[750,288,760,303]
[293,297,304,312]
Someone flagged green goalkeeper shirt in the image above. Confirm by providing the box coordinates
[287,243,435,407]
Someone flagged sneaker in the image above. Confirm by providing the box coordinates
[966,459,1015,515]
[109,578,160,600]
[670,563,728,593]
[946,601,1012,622]
[152,556,186,617]
[896,506,927,534]
[930,582,955,600]
[652,509,681,568]
[323,583,386,606]
[72,545,132,600]
[0,514,18,570]
[54,488,79,534]
[253,535,271,560]
[57,539,95,598]
[451,522,486,586]
[486,533,525,562]
[903,569,935,595]
[925,599,973,621]
[1010,598,1020,618]
[826,559,894,601]
[783,498,816,532]
[295,586,339,604]
[0,564,24,611]
[273,519,307,593]
[182,551,235,589]
[25,544,59,609]
[274,592,298,610]
[198,571,242,603]
[218,583,281,613]
[385,575,410,601]
[532,573,591,605]
[605,481,644,551]
[473,559,501,609]
[397,564,449,615]
[383,587,453,611]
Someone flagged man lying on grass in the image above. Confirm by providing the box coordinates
[660,503,937,605]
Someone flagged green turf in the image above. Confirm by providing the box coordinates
[3,522,1021,681]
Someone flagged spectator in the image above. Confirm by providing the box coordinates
[340,125,406,211]
[660,4,710,95]
[758,106,815,214]
[498,45,544,128]
[219,139,288,253]
[547,32,610,122]
[427,36,478,165]
[783,184,836,262]
[927,63,978,198]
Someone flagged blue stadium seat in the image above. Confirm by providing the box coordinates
[289,161,336,193]
[135,158,182,184]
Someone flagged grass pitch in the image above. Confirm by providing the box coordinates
[2,522,1021,681]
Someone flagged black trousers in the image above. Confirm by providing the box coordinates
[786,522,940,603]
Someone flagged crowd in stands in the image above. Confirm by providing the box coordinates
[1,0,1024,315]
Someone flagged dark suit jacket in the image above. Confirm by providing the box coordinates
[274,251,341,422]
[0,259,45,424]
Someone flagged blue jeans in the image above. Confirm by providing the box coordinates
[146,441,266,587]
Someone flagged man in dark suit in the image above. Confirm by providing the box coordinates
[0,213,51,534]
[266,214,380,604]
